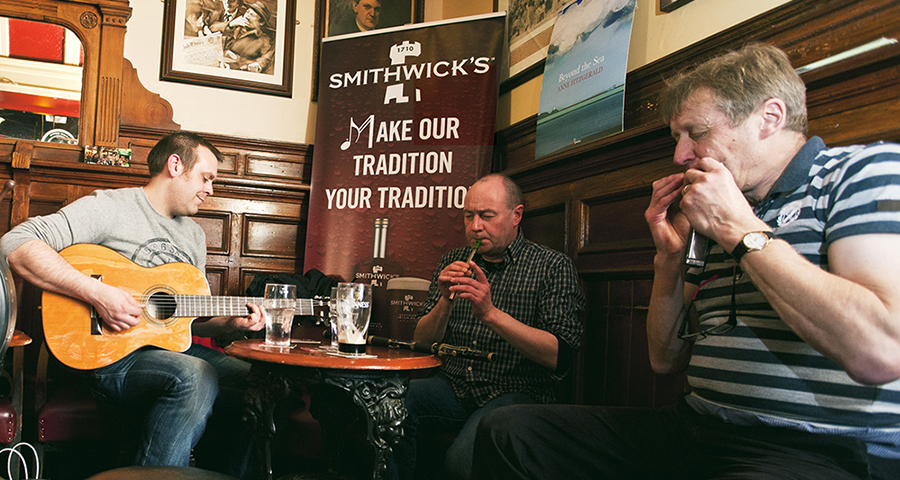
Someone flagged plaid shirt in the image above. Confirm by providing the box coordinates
[417,229,585,407]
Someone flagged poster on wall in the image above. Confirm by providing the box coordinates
[534,0,636,159]
[506,0,574,79]
[305,13,506,340]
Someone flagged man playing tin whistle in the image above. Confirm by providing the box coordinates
[388,174,585,480]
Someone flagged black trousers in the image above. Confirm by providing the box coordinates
[473,398,900,480]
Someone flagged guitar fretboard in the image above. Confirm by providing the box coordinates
[170,296,324,318]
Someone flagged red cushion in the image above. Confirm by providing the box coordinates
[38,385,121,442]
[0,399,17,444]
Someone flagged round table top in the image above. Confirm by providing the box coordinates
[225,338,442,371]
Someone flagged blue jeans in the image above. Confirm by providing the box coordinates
[88,344,252,474]
[390,373,537,480]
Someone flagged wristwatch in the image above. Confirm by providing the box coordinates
[731,231,777,261]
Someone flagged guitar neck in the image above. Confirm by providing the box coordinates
[172,296,322,318]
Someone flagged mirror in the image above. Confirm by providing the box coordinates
[0,16,83,144]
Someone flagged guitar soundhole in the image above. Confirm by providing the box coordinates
[146,292,176,322]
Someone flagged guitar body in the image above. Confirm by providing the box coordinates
[42,244,210,370]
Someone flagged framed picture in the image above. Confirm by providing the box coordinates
[161,0,296,97]
[660,0,695,12]
[321,0,420,38]
[505,0,571,85]
[312,0,423,100]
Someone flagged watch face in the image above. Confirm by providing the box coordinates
[744,232,769,250]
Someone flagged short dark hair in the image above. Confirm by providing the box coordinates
[659,43,808,135]
[475,174,524,210]
[147,131,223,176]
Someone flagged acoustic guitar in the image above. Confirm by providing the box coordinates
[42,243,328,370]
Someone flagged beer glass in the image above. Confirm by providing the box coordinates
[335,282,372,354]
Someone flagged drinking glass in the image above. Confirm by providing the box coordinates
[335,282,372,354]
[264,283,297,347]
[327,286,340,349]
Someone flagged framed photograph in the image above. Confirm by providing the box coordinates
[660,0,695,13]
[322,0,420,38]
[505,0,571,85]
[161,0,296,97]
[312,0,423,100]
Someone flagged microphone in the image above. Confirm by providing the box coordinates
[685,229,710,267]
[367,335,497,363]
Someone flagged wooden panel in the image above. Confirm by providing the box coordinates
[240,266,298,295]
[580,279,609,406]
[27,181,70,217]
[521,206,565,253]
[201,194,304,217]
[205,266,226,297]
[243,215,299,258]
[245,153,308,180]
[217,151,239,175]
[584,194,654,253]
[193,211,231,255]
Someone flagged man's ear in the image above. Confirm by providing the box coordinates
[166,154,183,178]
[512,204,524,226]
[759,98,788,139]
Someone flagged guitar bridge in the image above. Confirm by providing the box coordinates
[90,274,103,335]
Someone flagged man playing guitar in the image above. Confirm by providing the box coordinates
[0,131,264,478]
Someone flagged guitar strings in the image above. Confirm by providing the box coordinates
[127,294,321,311]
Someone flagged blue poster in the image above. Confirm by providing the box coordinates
[535,0,636,159]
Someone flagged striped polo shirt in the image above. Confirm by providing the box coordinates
[685,137,900,456]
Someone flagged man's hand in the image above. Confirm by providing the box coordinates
[193,303,265,338]
[94,283,144,332]
[438,262,494,318]
[228,302,265,333]
[437,260,475,299]
[645,172,691,256]
[680,158,764,251]
[463,262,494,319]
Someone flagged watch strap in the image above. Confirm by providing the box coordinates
[731,231,777,262]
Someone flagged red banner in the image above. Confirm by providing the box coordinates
[305,13,506,339]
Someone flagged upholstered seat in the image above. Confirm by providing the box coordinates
[37,384,125,443]
[0,398,17,444]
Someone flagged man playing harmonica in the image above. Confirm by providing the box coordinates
[473,43,900,480]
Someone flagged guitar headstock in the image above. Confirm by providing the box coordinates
[311,295,330,320]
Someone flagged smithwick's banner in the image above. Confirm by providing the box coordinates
[304,13,506,340]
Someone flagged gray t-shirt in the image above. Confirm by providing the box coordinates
[0,187,207,274]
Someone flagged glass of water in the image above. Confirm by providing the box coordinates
[264,283,297,347]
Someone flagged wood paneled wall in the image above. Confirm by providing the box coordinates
[505,0,900,406]
[0,132,311,365]
[3,0,899,413]
[117,126,312,297]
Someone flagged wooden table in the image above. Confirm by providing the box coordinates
[225,339,441,480]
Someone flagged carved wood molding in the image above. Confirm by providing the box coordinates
[120,58,181,130]
[11,142,33,170]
